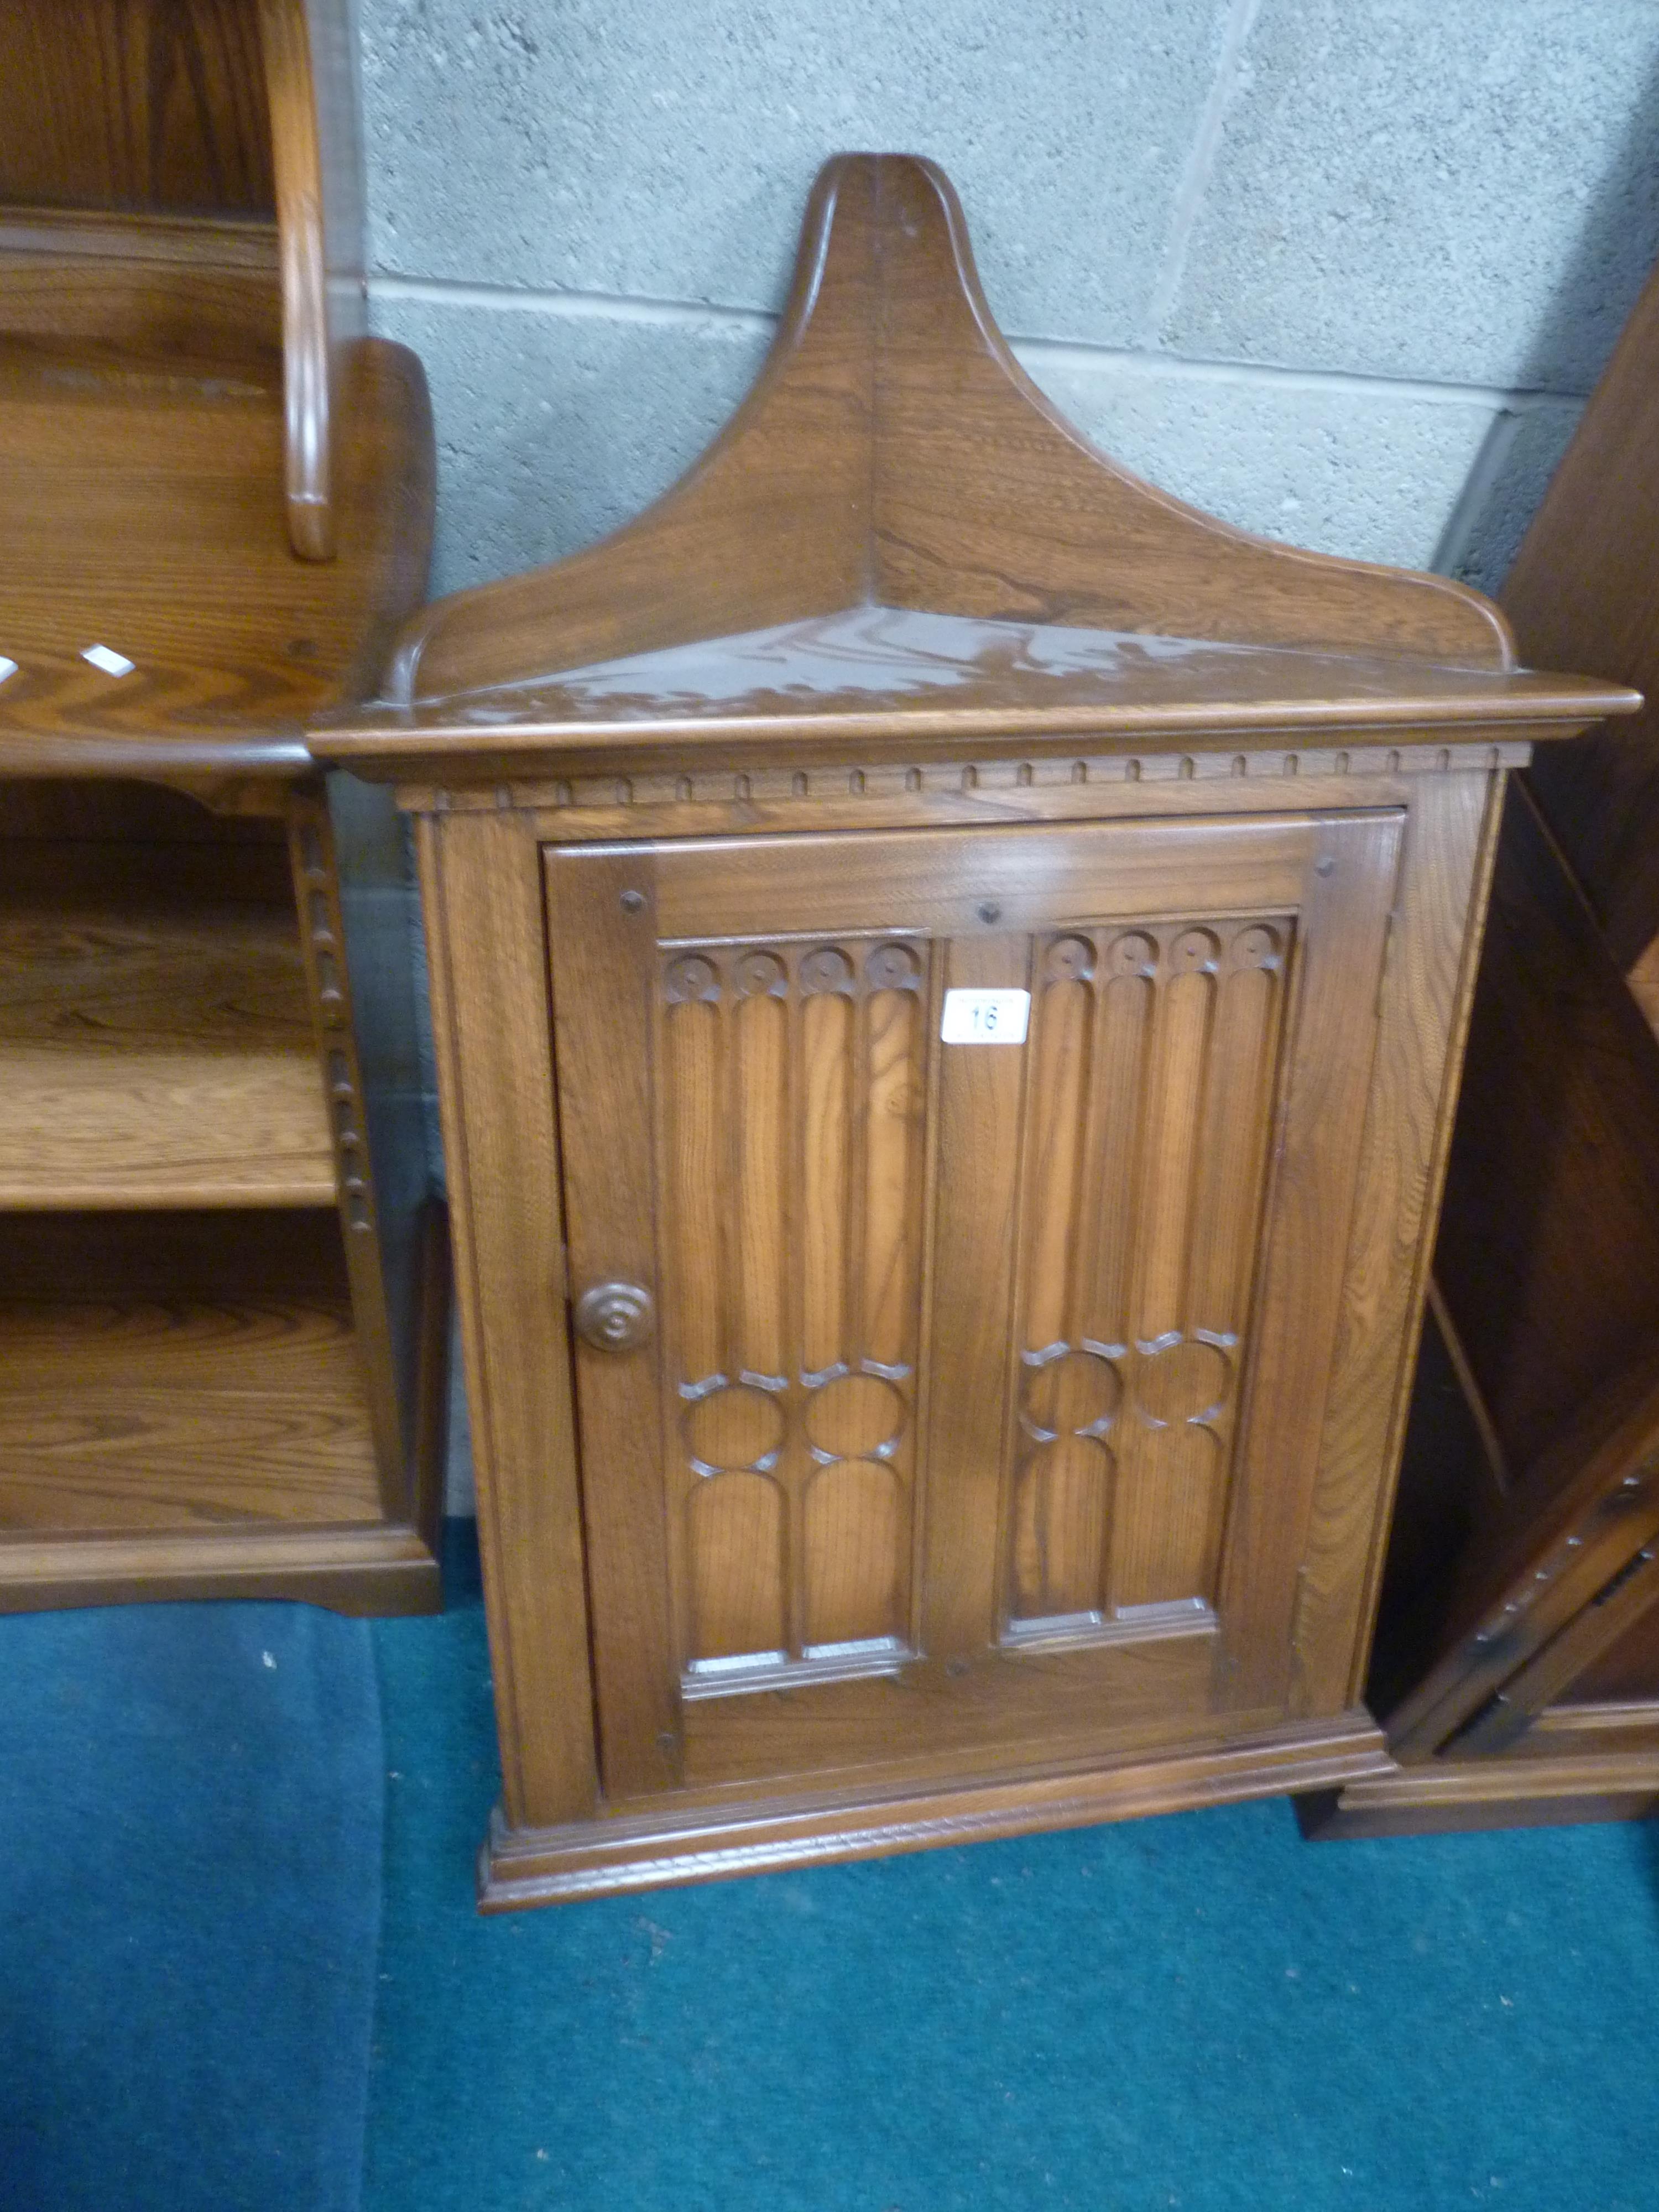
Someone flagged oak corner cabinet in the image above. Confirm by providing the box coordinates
[317,154,1637,1906]
[0,0,446,1614]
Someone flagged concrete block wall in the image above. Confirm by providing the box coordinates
[347,0,1659,1505]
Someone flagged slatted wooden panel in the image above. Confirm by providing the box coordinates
[656,936,930,1684]
[1009,918,1288,1631]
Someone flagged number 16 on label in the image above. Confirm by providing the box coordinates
[940,988,1032,1044]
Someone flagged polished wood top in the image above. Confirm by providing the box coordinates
[0,322,431,786]
[317,154,1636,785]
[323,602,1636,775]
[0,0,432,794]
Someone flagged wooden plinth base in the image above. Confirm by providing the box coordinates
[479,1711,1389,1910]
[1297,1751,1659,1840]
[0,1520,443,1616]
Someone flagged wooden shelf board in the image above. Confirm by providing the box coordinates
[0,315,432,778]
[0,1211,382,1537]
[0,855,335,1208]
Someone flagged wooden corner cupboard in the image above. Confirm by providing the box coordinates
[0,1,447,1614]
[318,154,1637,1905]
[1302,246,1659,1839]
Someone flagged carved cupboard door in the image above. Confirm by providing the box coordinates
[545,812,1402,1807]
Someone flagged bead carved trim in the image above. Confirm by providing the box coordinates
[405,739,1529,816]
[290,797,378,1241]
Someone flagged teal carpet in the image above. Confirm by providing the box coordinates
[367,1531,1659,2212]
[6,1548,1656,2210]
[0,1600,383,2212]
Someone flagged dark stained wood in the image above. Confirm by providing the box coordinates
[545,818,1394,1804]
[1437,788,1659,1438]
[1306,742,1659,1839]
[354,154,1631,1901]
[0,1,275,214]
[331,618,1624,784]
[1302,247,1659,1835]
[1505,251,1659,1021]
[1564,1589,1659,1703]
[1297,1760,1659,1840]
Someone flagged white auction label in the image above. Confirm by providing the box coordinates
[940,988,1031,1044]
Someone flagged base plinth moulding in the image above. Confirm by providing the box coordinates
[479,1712,1388,1910]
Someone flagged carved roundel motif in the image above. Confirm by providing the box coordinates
[685,1382,786,1472]
[865,941,922,992]
[1044,934,1095,984]
[1022,1348,1120,1439]
[1105,930,1157,978]
[1170,927,1221,974]
[665,953,721,1004]
[800,945,855,995]
[1234,924,1282,970]
[805,1371,906,1459]
[1134,1339,1229,1427]
[734,949,788,998]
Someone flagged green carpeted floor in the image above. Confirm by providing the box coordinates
[367,1532,1659,2212]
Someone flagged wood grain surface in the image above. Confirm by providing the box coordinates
[384,154,1615,1895]
[359,156,1528,723]
[0,2,441,1618]
[0,1,275,213]
[0,844,334,1207]
[547,812,1399,1805]
[0,1209,379,1535]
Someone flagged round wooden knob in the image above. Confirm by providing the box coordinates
[574,1281,654,1352]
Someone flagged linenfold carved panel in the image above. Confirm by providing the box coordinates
[656,911,1290,1692]
[658,937,928,1689]
[1008,919,1290,1635]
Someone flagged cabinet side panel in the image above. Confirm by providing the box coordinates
[1296,771,1501,1713]
[1217,813,1404,1710]
[421,814,597,1828]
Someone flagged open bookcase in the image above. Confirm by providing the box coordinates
[0,1,445,1613]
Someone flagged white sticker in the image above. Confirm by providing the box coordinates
[81,645,134,677]
[940,988,1031,1044]
[0,658,15,686]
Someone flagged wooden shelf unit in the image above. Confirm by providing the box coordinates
[0,2,445,1615]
